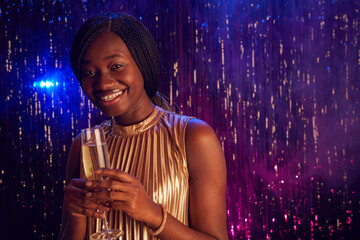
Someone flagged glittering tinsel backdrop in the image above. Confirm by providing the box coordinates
[1,0,359,239]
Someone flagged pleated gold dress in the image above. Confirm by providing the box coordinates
[81,106,193,239]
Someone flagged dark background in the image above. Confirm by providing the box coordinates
[1,0,359,239]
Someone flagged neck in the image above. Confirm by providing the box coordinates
[113,101,155,126]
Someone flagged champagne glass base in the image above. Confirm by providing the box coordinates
[90,229,124,240]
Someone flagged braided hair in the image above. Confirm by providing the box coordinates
[70,13,172,110]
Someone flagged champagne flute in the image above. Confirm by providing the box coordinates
[81,126,124,240]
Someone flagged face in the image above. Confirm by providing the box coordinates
[81,31,152,122]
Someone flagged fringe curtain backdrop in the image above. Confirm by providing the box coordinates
[1,0,359,239]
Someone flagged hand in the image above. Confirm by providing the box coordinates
[64,178,110,219]
[85,169,163,228]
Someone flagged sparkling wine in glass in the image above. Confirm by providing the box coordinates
[81,126,124,240]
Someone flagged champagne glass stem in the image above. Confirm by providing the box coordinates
[103,211,109,232]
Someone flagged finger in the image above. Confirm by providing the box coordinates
[85,191,113,204]
[65,185,89,199]
[95,169,136,182]
[69,178,87,188]
[86,179,135,193]
[109,200,127,210]
[85,189,130,203]
[69,178,100,192]
[107,190,129,202]
[68,200,110,217]
[87,199,111,212]
[74,206,105,219]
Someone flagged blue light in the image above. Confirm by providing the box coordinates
[33,80,57,88]
[33,73,64,89]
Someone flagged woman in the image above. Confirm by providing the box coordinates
[59,13,228,240]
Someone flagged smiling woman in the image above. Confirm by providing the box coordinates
[59,13,228,240]
[80,31,152,122]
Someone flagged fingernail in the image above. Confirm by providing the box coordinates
[85,181,92,187]
[85,192,92,197]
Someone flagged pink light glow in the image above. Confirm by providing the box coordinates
[3,1,359,239]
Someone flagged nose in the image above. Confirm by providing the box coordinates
[94,72,115,91]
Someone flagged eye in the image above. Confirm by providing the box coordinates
[112,64,123,70]
[83,70,96,77]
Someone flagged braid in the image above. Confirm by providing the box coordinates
[70,13,159,98]
[71,15,110,81]
[108,14,159,98]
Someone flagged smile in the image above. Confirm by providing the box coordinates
[100,90,124,102]
[96,89,126,106]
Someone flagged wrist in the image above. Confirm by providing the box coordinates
[61,214,86,240]
[147,204,168,236]
[146,203,163,229]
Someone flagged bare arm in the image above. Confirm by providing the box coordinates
[153,118,228,239]
[187,119,228,239]
[58,135,86,240]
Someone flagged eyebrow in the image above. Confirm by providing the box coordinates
[82,53,124,65]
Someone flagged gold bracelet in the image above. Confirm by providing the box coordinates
[147,204,167,236]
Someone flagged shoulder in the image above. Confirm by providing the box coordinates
[185,118,219,146]
[159,109,193,134]
[65,134,82,184]
[185,118,226,175]
[70,134,82,154]
[162,109,193,122]
[160,110,217,148]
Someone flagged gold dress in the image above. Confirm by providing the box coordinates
[81,106,193,239]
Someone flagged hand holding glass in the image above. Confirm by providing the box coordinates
[81,127,123,240]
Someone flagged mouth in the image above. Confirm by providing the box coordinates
[96,89,126,106]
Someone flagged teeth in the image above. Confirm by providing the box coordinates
[100,90,124,101]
